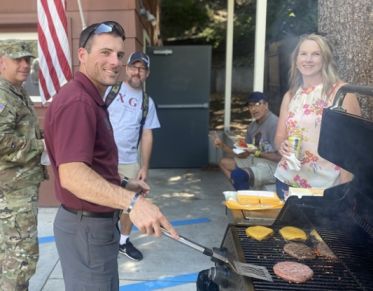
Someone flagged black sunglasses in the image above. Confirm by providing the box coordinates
[81,21,126,48]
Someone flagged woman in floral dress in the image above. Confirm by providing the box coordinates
[274,33,361,199]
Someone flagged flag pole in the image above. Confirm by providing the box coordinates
[77,0,86,29]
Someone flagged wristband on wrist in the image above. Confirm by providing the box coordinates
[120,176,129,188]
[126,192,141,214]
[254,150,261,157]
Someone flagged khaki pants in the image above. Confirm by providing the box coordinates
[235,156,277,188]
[117,163,140,180]
[117,163,140,233]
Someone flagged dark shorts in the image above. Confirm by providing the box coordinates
[54,206,120,291]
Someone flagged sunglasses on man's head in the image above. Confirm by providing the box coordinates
[81,21,126,48]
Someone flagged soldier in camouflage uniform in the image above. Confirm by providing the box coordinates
[0,40,46,291]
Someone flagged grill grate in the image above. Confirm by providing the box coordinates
[231,222,373,291]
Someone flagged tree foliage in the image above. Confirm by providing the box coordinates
[160,0,317,64]
[267,0,317,41]
[160,0,210,41]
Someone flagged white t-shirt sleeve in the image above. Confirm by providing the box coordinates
[144,97,160,129]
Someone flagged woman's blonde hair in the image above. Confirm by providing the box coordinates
[288,33,340,97]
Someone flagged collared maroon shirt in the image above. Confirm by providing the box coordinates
[44,72,120,212]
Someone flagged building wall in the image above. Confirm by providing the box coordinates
[0,0,159,206]
[0,0,159,73]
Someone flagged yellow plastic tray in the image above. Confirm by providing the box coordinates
[224,196,284,210]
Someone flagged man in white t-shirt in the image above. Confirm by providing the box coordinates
[106,52,160,261]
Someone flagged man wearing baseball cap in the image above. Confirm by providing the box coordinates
[213,91,281,191]
[0,39,46,290]
[105,51,160,261]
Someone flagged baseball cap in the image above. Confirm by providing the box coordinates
[0,39,35,59]
[247,91,269,103]
[127,51,150,69]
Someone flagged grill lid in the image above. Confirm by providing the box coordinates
[318,84,373,192]
[317,84,373,233]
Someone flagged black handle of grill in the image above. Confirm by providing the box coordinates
[331,84,373,111]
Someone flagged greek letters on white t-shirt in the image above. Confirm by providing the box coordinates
[105,83,160,164]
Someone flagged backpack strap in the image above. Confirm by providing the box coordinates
[137,85,149,147]
[105,82,122,108]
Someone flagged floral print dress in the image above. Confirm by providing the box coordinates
[274,83,341,188]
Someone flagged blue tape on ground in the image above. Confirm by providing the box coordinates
[38,236,55,244]
[119,272,198,290]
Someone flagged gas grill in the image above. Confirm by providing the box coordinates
[210,85,373,290]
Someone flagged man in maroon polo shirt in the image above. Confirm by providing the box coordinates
[44,21,178,291]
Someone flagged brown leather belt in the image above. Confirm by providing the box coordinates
[62,204,117,218]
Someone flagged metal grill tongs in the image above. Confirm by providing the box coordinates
[161,228,273,282]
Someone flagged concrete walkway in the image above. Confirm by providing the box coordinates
[29,168,233,291]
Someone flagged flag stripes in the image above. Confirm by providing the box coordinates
[37,0,72,102]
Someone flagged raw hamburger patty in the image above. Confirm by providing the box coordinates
[283,242,316,260]
[273,261,314,283]
[315,241,337,259]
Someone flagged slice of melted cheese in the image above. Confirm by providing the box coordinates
[260,195,282,205]
[237,194,260,205]
[245,226,274,241]
[279,226,307,241]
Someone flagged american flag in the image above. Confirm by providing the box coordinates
[37,0,72,102]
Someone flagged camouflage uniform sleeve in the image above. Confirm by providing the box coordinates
[0,102,44,164]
